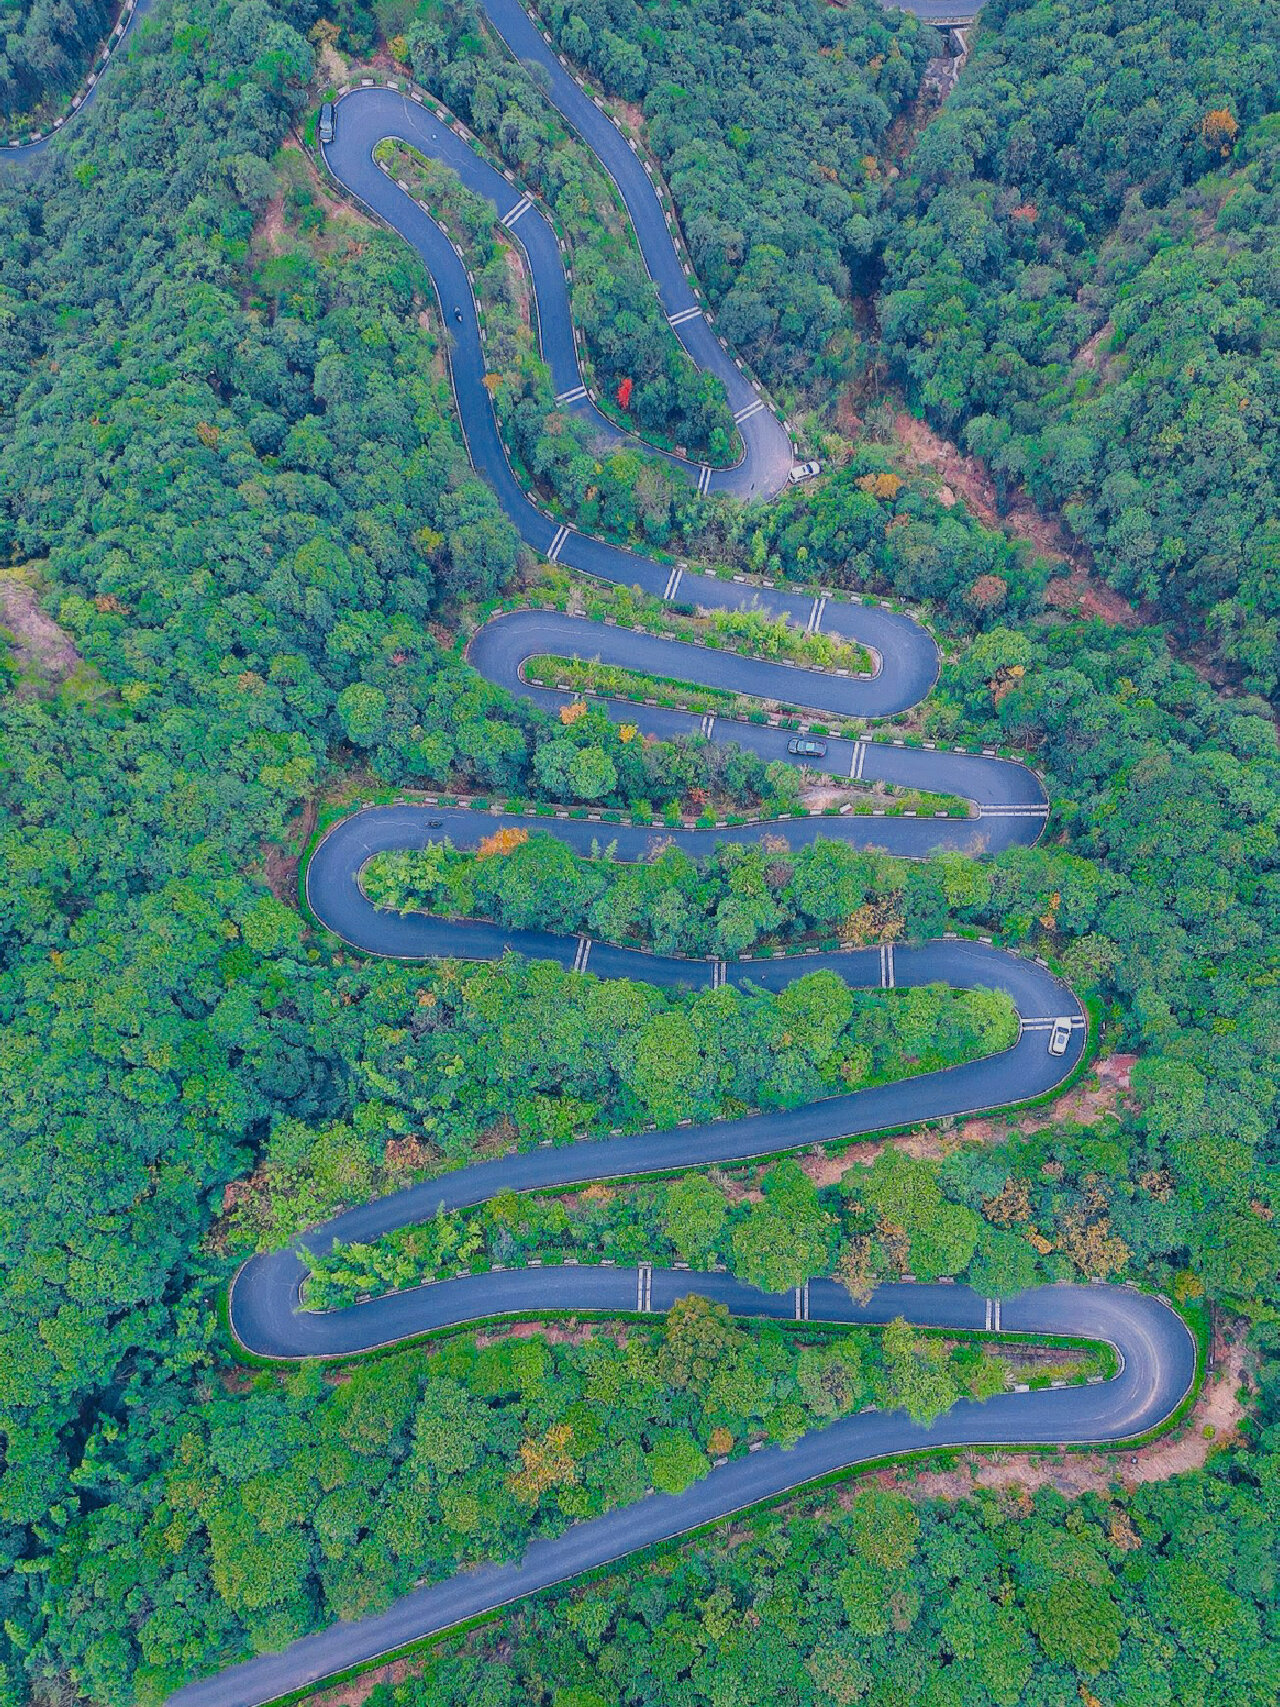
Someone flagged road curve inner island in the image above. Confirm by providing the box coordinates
[5,7,1198,1706]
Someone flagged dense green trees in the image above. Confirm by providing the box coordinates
[0,0,117,128]
[31,1301,1008,1702]
[537,0,934,391]
[882,0,1278,427]
[226,955,1014,1248]
[1,0,1279,1701]
[1016,120,1280,693]
[881,0,1280,686]
[384,0,738,459]
[366,1436,1280,1707]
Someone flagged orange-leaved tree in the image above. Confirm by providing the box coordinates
[475,826,529,861]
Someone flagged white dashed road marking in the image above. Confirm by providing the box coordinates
[699,712,716,739]
[501,195,533,227]
[849,739,868,781]
[572,936,592,974]
[733,398,766,424]
[879,942,896,989]
[555,383,588,404]
[546,525,570,562]
[697,465,712,496]
[805,595,827,635]
[668,305,702,327]
[662,565,684,600]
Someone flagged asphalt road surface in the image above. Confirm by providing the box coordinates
[0,10,1196,1707]
[174,1280,1193,1707]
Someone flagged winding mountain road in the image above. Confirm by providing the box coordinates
[1,9,1199,1707]
[184,19,1194,1701]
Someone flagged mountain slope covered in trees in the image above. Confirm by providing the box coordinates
[881,0,1280,687]
[0,0,118,127]
[0,0,1278,1703]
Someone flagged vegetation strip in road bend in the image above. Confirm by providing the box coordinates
[117,10,1196,1704]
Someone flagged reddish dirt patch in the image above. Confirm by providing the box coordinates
[252,138,370,259]
[300,1654,422,1707]
[253,187,289,257]
[893,412,1150,631]
[261,797,318,907]
[286,136,351,218]
[501,237,533,329]
[474,1320,626,1349]
[894,412,1091,571]
[799,1122,969,1188]
[1073,320,1116,378]
[609,96,647,138]
[799,1055,1138,1189]
[0,572,83,690]
[1040,1050,1136,1124]
[904,1320,1248,1505]
[1043,568,1145,630]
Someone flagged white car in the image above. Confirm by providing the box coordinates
[1048,1018,1073,1056]
[788,460,820,484]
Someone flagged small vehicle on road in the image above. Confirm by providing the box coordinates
[788,460,820,484]
[453,306,463,323]
[787,736,827,758]
[318,102,335,145]
[1048,1018,1073,1056]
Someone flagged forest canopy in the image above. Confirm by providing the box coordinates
[0,0,1278,1704]
[0,0,117,128]
[880,0,1280,687]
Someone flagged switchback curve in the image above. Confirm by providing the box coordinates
[175,1277,1194,1707]
[323,78,794,504]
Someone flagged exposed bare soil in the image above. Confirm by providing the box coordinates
[610,96,647,138]
[474,1319,625,1350]
[904,1325,1247,1506]
[300,1655,420,1707]
[0,570,83,690]
[285,134,367,225]
[261,797,319,906]
[252,136,372,263]
[316,41,349,87]
[253,185,289,258]
[1073,320,1116,379]
[893,413,1150,631]
[895,413,1084,567]
[799,1054,1138,1189]
[1041,566,1146,629]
